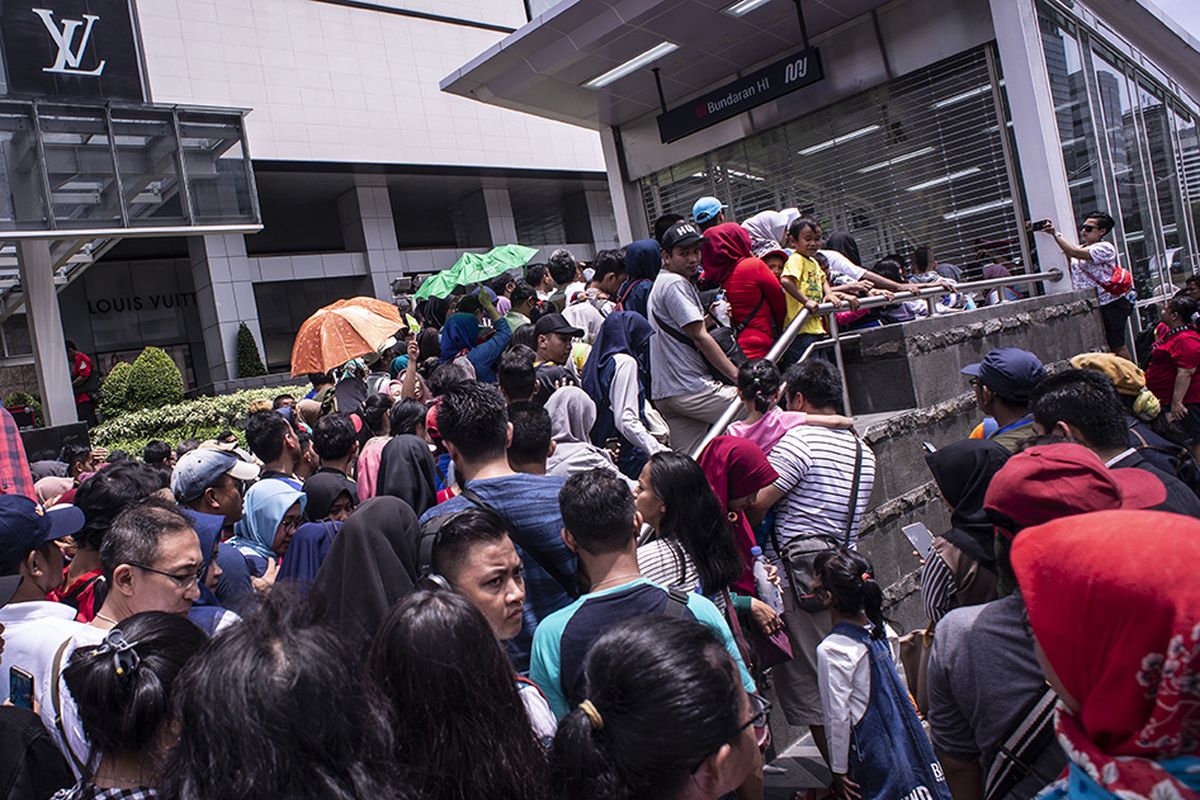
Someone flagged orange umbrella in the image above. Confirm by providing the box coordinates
[290,297,402,376]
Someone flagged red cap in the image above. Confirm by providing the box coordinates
[984,442,1165,536]
[425,403,440,443]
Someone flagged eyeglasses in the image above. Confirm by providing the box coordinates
[1079,224,1097,232]
[280,516,301,533]
[691,694,771,773]
[130,563,204,588]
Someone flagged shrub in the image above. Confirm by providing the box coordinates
[237,323,267,378]
[99,360,133,418]
[124,347,185,412]
[3,391,42,427]
[92,384,307,456]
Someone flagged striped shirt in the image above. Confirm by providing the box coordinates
[636,538,726,612]
[767,427,876,548]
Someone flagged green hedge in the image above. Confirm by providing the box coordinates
[93,384,307,455]
[125,346,185,412]
[99,361,133,418]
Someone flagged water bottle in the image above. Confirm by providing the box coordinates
[751,546,784,614]
[711,289,732,327]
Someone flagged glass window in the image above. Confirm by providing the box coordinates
[110,108,187,227]
[1135,80,1187,291]
[1038,12,1107,220]
[1091,46,1156,299]
[1172,107,1200,279]
[37,104,123,228]
[177,111,256,225]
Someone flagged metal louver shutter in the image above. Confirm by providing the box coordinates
[640,47,1025,277]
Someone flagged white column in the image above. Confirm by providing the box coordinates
[190,234,262,383]
[17,240,76,426]
[338,176,403,300]
[990,0,1074,293]
[599,127,650,244]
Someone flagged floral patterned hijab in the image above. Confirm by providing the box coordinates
[1013,509,1200,798]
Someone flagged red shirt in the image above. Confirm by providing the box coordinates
[724,258,786,360]
[1146,328,1200,405]
[70,351,93,404]
[47,567,106,623]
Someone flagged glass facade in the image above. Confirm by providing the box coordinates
[1038,2,1200,327]
[639,48,1029,276]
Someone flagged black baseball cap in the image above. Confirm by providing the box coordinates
[533,313,585,338]
[660,221,704,252]
[962,348,1046,403]
[0,494,85,573]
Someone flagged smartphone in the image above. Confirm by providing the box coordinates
[922,441,937,454]
[902,522,935,558]
[1029,218,1053,232]
[9,666,33,710]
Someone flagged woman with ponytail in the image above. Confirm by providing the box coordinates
[549,615,762,800]
[727,360,853,455]
[813,550,951,800]
[55,612,206,798]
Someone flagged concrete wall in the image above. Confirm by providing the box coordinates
[844,291,1105,630]
[136,0,604,170]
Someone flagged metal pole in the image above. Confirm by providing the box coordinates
[828,312,852,416]
[688,269,1062,457]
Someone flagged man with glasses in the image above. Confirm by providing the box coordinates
[960,348,1046,452]
[1035,211,1134,360]
[90,498,204,631]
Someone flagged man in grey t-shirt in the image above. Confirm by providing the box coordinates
[647,222,741,453]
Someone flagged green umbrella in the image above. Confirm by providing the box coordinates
[412,245,539,300]
[455,244,540,285]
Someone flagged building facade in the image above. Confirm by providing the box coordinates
[1,0,614,396]
[444,0,1200,332]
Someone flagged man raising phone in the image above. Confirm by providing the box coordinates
[1034,212,1134,360]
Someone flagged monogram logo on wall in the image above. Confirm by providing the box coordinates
[32,8,107,76]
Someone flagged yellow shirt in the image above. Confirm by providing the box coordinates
[782,253,826,335]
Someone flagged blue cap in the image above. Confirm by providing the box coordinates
[692,196,727,225]
[961,348,1045,403]
[171,449,260,503]
[0,494,85,571]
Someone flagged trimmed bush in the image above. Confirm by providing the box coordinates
[237,323,267,378]
[124,347,185,412]
[99,360,133,419]
[3,391,42,427]
[92,384,307,456]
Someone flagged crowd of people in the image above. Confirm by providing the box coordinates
[0,197,1195,800]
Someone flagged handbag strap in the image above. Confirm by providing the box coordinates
[730,295,766,337]
[51,638,87,775]
[842,436,865,546]
[460,486,579,599]
[663,586,691,618]
[983,683,1058,800]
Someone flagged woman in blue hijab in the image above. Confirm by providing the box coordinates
[228,480,306,577]
[615,240,661,319]
[182,510,242,635]
[581,311,666,478]
[438,292,511,383]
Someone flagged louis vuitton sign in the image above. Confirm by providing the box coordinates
[0,0,146,101]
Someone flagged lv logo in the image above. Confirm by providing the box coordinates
[32,8,107,76]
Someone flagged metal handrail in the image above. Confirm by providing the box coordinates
[689,269,1064,458]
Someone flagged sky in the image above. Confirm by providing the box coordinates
[1156,0,1200,41]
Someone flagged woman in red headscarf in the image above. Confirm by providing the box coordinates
[1012,509,1200,799]
[702,223,786,360]
[697,435,780,595]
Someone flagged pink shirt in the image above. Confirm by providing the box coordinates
[726,407,808,454]
[355,436,390,501]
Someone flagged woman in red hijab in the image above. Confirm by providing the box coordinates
[1012,509,1200,799]
[697,435,779,595]
[702,223,786,360]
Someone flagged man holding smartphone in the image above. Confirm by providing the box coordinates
[1034,211,1134,360]
[0,495,87,707]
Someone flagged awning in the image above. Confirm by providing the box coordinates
[440,0,888,130]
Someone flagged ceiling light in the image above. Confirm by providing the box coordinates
[906,167,982,192]
[942,198,1013,221]
[797,125,880,156]
[857,147,936,173]
[933,84,996,109]
[582,42,679,89]
[722,0,773,17]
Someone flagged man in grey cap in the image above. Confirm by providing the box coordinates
[171,449,260,528]
[171,449,260,611]
[962,347,1046,452]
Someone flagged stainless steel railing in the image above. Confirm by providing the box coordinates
[689,269,1064,458]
